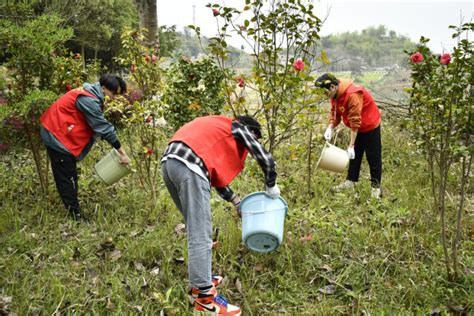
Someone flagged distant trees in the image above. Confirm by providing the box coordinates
[320,25,416,71]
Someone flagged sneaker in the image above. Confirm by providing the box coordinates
[331,180,355,193]
[194,290,241,315]
[189,276,224,305]
[371,187,382,199]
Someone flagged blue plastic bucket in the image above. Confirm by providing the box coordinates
[240,192,288,253]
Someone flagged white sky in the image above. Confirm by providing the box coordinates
[157,0,473,53]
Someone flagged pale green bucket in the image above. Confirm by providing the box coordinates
[94,149,131,186]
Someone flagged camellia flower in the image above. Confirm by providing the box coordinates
[293,59,305,71]
[440,53,451,65]
[410,52,424,64]
[235,76,245,88]
[212,8,219,16]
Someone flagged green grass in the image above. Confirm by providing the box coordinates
[0,122,472,315]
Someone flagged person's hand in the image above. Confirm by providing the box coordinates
[324,125,334,141]
[231,196,242,218]
[117,148,131,165]
[265,184,280,199]
[347,146,355,159]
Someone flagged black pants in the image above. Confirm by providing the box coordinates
[46,146,80,213]
[347,125,382,188]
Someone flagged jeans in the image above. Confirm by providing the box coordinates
[347,125,382,188]
[161,158,213,288]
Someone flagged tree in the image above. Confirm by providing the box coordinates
[406,23,473,281]
[134,0,159,49]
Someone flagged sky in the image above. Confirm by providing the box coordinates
[156,0,473,53]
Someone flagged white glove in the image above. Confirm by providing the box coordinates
[324,125,333,141]
[347,146,355,159]
[265,184,280,199]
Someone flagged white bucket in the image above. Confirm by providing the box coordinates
[317,142,349,173]
[240,192,288,253]
[94,149,131,186]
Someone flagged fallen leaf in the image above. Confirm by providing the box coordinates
[300,234,313,242]
[429,306,441,315]
[254,263,264,272]
[235,278,243,294]
[174,223,186,235]
[134,261,145,271]
[174,257,185,263]
[318,285,336,295]
[212,241,221,249]
[109,250,122,261]
[150,267,160,276]
[319,264,332,272]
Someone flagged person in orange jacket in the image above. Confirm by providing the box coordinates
[315,73,382,198]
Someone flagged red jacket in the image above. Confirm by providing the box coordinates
[40,88,97,157]
[171,116,249,187]
[331,82,381,133]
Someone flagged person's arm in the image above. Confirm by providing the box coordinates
[76,96,130,164]
[346,92,363,159]
[231,121,277,187]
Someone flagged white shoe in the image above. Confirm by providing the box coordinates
[371,187,382,199]
[331,180,355,193]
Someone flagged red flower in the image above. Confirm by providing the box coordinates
[410,52,424,64]
[144,55,151,62]
[440,53,451,65]
[74,53,81,59]
[235,76,245,88]
[65,84,72,92]
[293,59,304,71]
[0,143,9,153]
[146,148,154,157]
[212,8,219,16]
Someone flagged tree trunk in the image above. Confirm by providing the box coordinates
[135,0,159,49]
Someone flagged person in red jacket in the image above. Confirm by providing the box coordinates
[315,73,382,199]
[161,115,279,315]
[40,74,131,220]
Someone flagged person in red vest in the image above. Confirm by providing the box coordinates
[315,73,382,199]
[40,74,131,220]
[161,115,279,315]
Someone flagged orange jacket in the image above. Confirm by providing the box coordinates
[329,79,381,133]
[40,88,97,157]
[171,116,249,187]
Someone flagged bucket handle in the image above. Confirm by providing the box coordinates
[241,207,287,216]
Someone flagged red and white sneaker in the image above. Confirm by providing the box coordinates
[194,291,241,315]
[189,276,224,305]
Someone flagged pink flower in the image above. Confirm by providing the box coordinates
[410,52,424,64]
[212,9,219,16]
[151,54,157,62]
[293,59,305,71]
[440,53,451,65]
[235,76,245,88]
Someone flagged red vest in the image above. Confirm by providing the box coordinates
[332,84,381,133]
[40,88,97,157]
[171,116,249,187]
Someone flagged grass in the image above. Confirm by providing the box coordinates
[0,121,472,315]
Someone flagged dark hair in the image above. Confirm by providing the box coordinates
[314,73,339,90]
[236,115,262,139]
[99,74,127,95]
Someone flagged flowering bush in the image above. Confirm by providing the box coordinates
[161,56,226,130]
[405,24,473,281]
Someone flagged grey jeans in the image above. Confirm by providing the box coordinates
[161,158,213,288]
